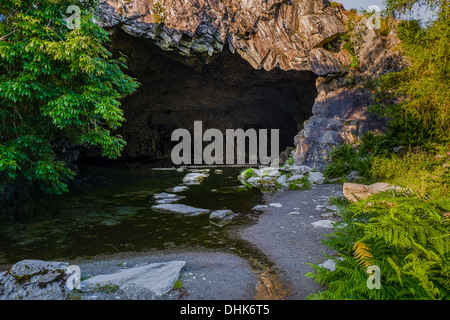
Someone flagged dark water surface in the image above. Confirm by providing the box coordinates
[0,164,267,265]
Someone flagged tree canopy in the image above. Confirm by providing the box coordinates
[0,0,139,194]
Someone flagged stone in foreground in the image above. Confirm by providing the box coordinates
[81,261,186,297]
[0,260,70,300]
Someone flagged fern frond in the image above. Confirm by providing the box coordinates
[353,241,375,268]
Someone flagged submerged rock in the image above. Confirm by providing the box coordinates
[164,186,190,193]
[209,210,236,227]
[151,204,210,216]
[153,192,185,204]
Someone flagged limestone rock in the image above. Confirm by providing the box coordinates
[98,0,347,75]
[81,261,186,297]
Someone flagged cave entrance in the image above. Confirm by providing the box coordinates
[105,28,318,166]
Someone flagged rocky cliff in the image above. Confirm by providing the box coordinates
[95,0,404,169]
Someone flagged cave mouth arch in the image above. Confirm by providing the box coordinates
[96,28,318,165]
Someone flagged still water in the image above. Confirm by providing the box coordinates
[0,164,267,265]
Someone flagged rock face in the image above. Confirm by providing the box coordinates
[98,0,347,75]
[293,87,386,170]
[91,1,403,169]
[0,260,70,300]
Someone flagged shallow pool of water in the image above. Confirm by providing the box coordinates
[0,164,267,265]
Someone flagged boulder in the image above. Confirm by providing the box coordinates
[343,182,403,202]
[81,261,186,297]
[0,260,70,300]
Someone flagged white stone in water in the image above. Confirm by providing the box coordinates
[151,204,210,216]
[214,169,223,174]
[252,205,267,211]
[153,192,179,200]
[209,209,235,220]
[183,172,209,184]
[165,186,189,193]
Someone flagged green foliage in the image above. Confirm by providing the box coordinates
[285,155,294,166]
[309,0,450,300]
[240,168,254,179]
[323,132,389,180]
[339,33,360,69]
[288,175,310,191]
[0,0,139,194]
[371,6,450,146]
[307,187,450,300]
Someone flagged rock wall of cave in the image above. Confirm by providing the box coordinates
[102,29,318,162]
[90,0,405,169]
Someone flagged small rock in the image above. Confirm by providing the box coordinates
[252,205,268,211]
[214,169,223,174]
[287,174,304,182]
[308,172,325,184]
[209,209,235,220]
[165,186,189,193]
[209,210,236,227]
[269,203,282,208]
[311,220,334,229]
[291,165,313,175]
[183,172,209,185]
[325,205,339,212]
[276,175,287,184]
[318,260,337,271]
[153,192,179,200]
[345,171,361,181]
